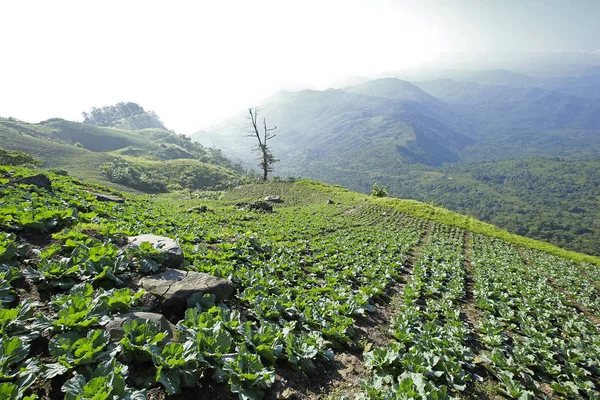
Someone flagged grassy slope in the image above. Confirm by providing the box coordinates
[295,157,600,257]
[0,118,241,192]
[0,123,120,184]
[223,180,600,266]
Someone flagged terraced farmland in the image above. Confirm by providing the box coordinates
[1,166,599,399]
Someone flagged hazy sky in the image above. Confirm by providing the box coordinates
[1,0,599,133]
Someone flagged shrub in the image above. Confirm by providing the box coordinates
[371,183,389,197]
[100,159,167,193]
[0,149,41,166]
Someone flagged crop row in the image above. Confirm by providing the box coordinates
[471,234,600,399]
[359,224,472,399]
[524,249,600,317]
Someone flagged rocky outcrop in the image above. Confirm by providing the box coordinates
[140,269,234,309]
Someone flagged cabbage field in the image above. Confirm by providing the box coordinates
[1,166,599,399]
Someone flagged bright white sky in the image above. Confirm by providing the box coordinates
[1,0,599,133]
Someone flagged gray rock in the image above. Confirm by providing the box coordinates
[326,199,335,204]
[15,174,52,191]
[128,234,184,267]
[264,195,283,203]
[84,190,125,203]
[105,312,176,341]
[140,269,234,309]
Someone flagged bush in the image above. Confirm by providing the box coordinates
[0,149,41,166]
[371,183,389,197]
[100,159,167,193]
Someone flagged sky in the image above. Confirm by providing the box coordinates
[1,0,599,133]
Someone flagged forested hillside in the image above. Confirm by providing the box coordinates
[193,70,600,255]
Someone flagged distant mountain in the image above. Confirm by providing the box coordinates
[194,73,600,170]
[343,78,441,105]
[447,69,536,87]
[193,84,473,173]
[416,78,600,125]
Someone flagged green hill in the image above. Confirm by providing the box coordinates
[1,166,600,399]
[0,117,244,193]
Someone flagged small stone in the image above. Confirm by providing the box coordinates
[128,234,184,267]
[326,199,335,204]
[278,389,297,400]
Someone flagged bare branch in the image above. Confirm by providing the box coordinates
[244,108,278,181]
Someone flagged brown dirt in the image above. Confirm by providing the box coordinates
[81,229,105,241]
[146,387,167,400]
[171,376,235,400]
[539,383,560,400]
[459,231,501,400]
[17,231,54,248]
[31,372,67,400]
[13,275,42,304]
[136,291,163,311]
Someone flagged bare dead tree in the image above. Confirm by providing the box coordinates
[245,108,278,181]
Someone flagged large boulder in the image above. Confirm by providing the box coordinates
[128,234,184,267]
[105,312,177,341]
[140,269,234,309]
[15,174,52,191]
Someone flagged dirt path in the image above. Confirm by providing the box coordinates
[460,232,501,400]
